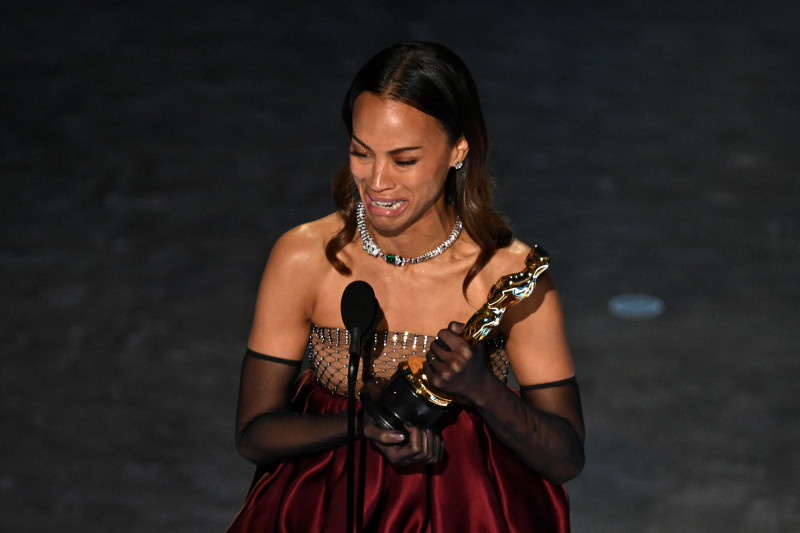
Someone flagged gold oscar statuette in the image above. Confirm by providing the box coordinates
[361,245,550,430]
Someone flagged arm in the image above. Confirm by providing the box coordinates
[425,273,585,484]
[235,222,443,466]
[235,224,353,465]
[236,352,355,465]
[237,350,442,466]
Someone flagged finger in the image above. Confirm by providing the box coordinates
[434,434,445,463]
[427,362,443,388]
[415,427,437,464]
[425,432,440,464]
[434,362,453,382]
[364,424,406,445]
[403,424,424,455]
[427,346,453,382]
[437,328,470,356]
[429,338,452,366]
[416,428,429,460]
[411,425,437,461]
[433,337,451,352]
[436,329,473,370]
[390,425,422,466]
[425,431,445,464]
[426,346,449,376]
[447,321,465,335]
[430,337,461,374]
[424,356,439,378]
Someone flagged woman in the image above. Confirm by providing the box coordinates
[228,41,584,532]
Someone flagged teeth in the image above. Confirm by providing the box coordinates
[373,199,402,209]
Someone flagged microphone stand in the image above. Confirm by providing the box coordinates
[347,327,363,533]
[341,279,379,533]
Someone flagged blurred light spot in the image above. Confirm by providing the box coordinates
[608,294,665,320]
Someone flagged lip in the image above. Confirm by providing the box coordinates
[365,194,408,217]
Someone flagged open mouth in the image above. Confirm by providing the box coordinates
[371,198,405,210]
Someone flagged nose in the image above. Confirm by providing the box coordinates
[367,157,394,192]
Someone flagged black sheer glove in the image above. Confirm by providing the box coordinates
[472,376,584,484]
[235,350,352,465]
[423,322,493,403]
[422,325,585,484]
[238,349,444,467]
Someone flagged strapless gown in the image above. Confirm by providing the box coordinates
[226,326,569,532]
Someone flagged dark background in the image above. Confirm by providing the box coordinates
[2,2,798,531]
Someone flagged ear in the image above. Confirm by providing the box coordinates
[450,136,469,167]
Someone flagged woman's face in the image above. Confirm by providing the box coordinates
[349,92,467,237]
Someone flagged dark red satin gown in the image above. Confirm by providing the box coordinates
[227,370,570,532]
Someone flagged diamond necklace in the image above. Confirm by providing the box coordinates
[356,201,463,266]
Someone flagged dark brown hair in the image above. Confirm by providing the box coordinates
[325,41,513,292]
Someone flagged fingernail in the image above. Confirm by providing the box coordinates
[388,432,405,442]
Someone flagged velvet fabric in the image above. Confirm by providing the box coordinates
[227,370,569,532]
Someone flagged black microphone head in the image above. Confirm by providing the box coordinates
[341,280,379,337]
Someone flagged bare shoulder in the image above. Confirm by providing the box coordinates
[482,239,538,279]
[497,239,534,263]
[493,240,574,384]
[266,213,343,276]
[485,238,561,329]
[258,212,343,313]
[248,213,344,356]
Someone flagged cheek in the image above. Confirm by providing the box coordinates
[349,158,373,180]
[351,173,371,191]
[420,161,451,187]
[349,163,367,182]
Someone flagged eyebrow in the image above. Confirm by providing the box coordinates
[351,134,423,155]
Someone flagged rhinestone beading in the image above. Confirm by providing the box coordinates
[306,325,509,396]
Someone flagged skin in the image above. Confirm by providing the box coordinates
[236,92,584,482]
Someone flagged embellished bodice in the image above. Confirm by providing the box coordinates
[306,324,510,396]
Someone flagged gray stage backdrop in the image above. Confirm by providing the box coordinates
[2,2,798,532]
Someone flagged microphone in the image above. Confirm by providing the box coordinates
[341,280,380,365]
[340,280,380,533]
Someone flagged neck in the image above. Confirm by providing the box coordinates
[358,200,462,264]
[379,206,453,255]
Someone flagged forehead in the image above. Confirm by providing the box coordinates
[351,92,449,147]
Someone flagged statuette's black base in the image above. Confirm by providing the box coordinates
[361,372,450,432]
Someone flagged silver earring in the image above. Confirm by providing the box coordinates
[454,161,463,170]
